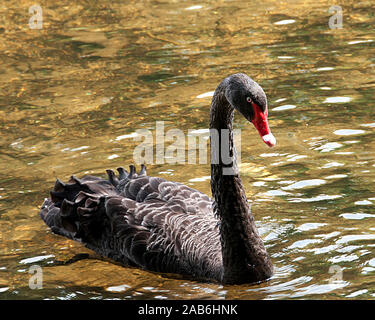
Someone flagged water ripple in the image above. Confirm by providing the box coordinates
[282,179,326,190]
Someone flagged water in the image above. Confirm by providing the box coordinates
[1,0,375,300]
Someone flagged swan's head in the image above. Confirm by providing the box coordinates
[224,73,276,147]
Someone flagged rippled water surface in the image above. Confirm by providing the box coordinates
[1,0,375,299]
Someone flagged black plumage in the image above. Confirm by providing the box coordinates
[40,73,274,284]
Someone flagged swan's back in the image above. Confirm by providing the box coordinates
[40,166,223,280]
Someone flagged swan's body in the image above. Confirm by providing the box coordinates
[40,73,276,284]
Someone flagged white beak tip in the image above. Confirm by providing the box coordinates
[262,133,276,147]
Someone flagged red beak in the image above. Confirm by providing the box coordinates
[251,102,276,147]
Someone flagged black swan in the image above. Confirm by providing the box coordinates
[40,73,276,284]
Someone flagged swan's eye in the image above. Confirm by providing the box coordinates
[246,97,252,103]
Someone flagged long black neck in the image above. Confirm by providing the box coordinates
[209,82,273,284]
